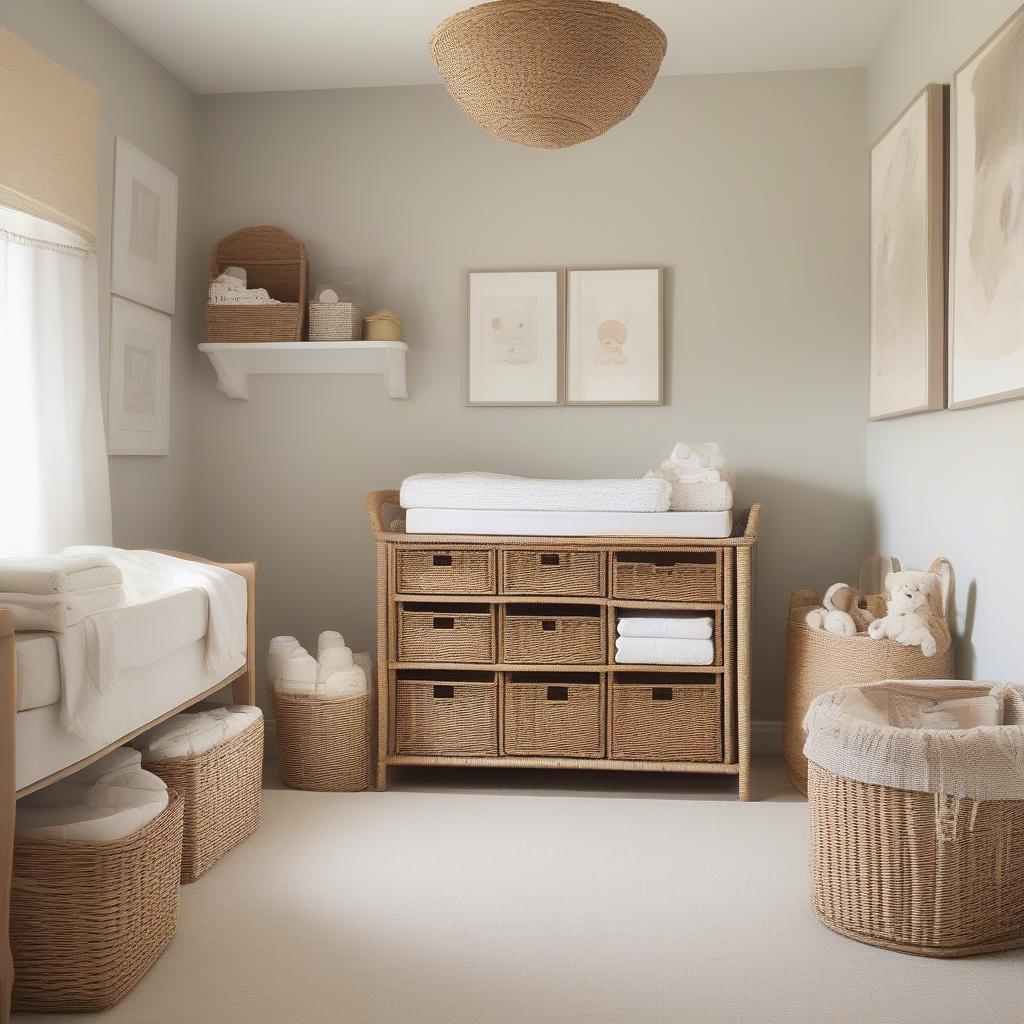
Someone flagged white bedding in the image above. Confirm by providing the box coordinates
[15,633,62,712]
[404,507,733,538]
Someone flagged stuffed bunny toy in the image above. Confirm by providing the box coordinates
[805,583,876,636]
[867,569,941,656]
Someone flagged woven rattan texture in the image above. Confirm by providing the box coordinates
[611,681,722,762]
[396,680,498,755]
[398,607,495,663]
[612,555,721,603]
[396,548,495,595]
[504,680,604,757]
[501,549,605,596]
[502,608,605,664]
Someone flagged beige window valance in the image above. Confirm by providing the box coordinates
[0,27,100,246]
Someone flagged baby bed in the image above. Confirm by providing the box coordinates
[0,551,257,1024]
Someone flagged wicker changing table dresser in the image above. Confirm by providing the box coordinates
[367,492,761,799]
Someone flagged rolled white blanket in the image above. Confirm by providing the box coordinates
[617,616,712,640]
[268,636,302,684]
[320,646,353,673]
[400,472,671,513]
[615,636,715,666]
[667,479,734,512]
[317,630,346,656]
[323,665,367,698]
[0,553,122,595]
[135,705,262,760]
[276,651,318,694]
[0,585,124,632]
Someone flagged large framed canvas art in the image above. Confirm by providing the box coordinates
[869,84,947,420]
[949,5,1024,409]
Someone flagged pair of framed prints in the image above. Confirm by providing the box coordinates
[467,267,663,406]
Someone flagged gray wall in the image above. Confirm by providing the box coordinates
[192,71,870,716]
[2,0,202,550]
[866,0,1024,680]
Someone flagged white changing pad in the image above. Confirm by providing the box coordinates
[404,508,733,538]
[15,632,62,712]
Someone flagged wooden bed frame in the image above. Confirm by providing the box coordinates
[0,552,257,1024]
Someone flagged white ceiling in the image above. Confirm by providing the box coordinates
[86,0,899,94]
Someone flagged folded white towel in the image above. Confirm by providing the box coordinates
[0,585,124,632]
[317,630,346,656]
[666,479,734,512]
[323,665,367,698]
[277,655,369,698]
[400,472,671,513]
[135,705,262,760]
[617,616,713,640]
[277,651,317,693]
[0,553,122,596]
[615,636,715,666]
[268,636,302,683]
[320,646,354,672]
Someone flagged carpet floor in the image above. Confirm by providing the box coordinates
[16,757,1024,1024]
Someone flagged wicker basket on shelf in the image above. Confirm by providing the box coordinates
[142,714,263,883]
[205,224,308,342]
[11,793,184,1013]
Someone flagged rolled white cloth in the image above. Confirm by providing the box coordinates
[135,705,262,760]
[320,646,354,672]
[0,553,122,595]
[276,652,318,694]
[400,472,671,513]
[268,636,302,683]
[615,636,715,666]
[317,630,346,656]
[0,585,125,632]
[617,616,712,640]
[323,665,367,698]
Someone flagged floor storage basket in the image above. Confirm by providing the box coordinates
[806,680,1024,957]
[275,690,371,792]
[142,714,264,882]
[11,792,184,1012]
[395,673,498,756]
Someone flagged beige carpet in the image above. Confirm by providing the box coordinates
[17,758,1024,1024]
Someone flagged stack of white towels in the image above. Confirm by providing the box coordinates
[269,630,367,698]
[615,616,715,666]
[134,705,262,761]
[0,553,124,632]
[15,747,168,843]
[646,442,735,512]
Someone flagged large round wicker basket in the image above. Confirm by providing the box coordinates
[429,0,667,149]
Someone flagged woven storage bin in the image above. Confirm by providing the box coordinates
[396,547,495,595]
[806,681,1024,957]
[309,302,362,341]
[501,549,605,596]
[429,0,667,149]
[397,604,495,663]
[274,690,371,792]
[783,557,955,794]
[143,715,263,882]
[395,673,498,755]
[503,673,604,758]
[363,310,403,341]
[502,605,604,664]
[611,674,722,762]
[205,224,308,342]
[11,792,184,1013]
[613,551,721,603]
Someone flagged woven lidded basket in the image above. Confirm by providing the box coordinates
[429,0,667,149]
[11,792,184,1012]
[309,302,362,341]
[783,557,955,794]
[275,690,370,792]
[143,714,263,883]
[806,681,1024,957]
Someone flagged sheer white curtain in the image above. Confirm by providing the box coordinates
[0,205,111,556]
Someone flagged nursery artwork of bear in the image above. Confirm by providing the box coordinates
[483,296,539,365]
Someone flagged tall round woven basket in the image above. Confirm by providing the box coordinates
[782,558,955,794]
[429,0,667,149]
[274,690,371,792]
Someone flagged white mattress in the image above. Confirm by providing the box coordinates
[404,507,734,538]
[15,632,62,712]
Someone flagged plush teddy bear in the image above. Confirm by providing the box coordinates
[867,569,941,656]
[804,583,876,636]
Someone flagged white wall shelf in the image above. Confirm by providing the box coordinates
[198,341,409,400]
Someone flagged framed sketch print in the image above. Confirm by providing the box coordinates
[108,296,170,455]
[869,85,947,420]
[111,137,178,315]
[467,270,562,405]
[566,268,662,404]
[949,5,1024,409]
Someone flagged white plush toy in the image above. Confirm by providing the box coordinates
[805,583,876,636]
[867,569,941,656]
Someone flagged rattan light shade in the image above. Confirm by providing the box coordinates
[429,0,667,149]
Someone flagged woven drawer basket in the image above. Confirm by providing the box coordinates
[143,715,263,882]
[205,302,304,343]
[396,548,495,595]
[274,690,371,792]
[398,605,495,663]
[611,675,722,762]
[613,552,721,603]
[502,605,605,664]
[11,792,184,1013]
[503,674,604,758]
[309,302,362,341]
[501,549,605,596]
[396,675,497,755]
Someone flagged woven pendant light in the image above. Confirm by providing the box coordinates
[429,0,667,149]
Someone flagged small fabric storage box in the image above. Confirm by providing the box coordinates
[503,673,604,758]
[309,301,361,340]
[395,672,498,756]
[805,680,1024,958]
[142,712,264,882]
[11,793,184,1013]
